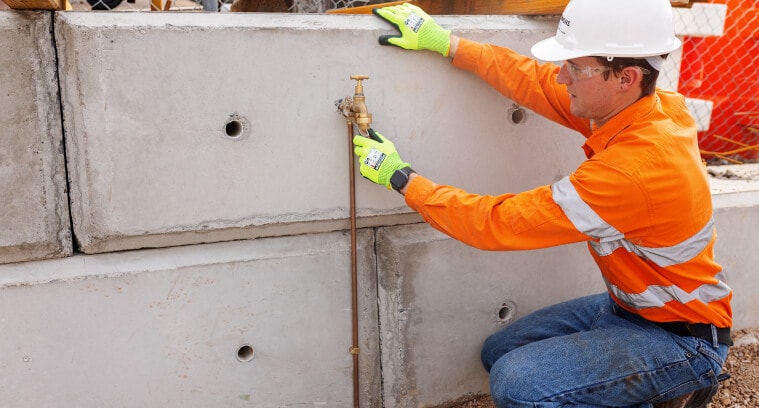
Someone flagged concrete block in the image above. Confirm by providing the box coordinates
[375,224,603,408]
[657,45,682,92]
[713,190,759,331]
[54,12,585,253]
[0,11,72,264]
[709,165,759,195]
[656,4,727,93]
[0,230,380,408]
[686,97,713,131]
[674,3,728,37]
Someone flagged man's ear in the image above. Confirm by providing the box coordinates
[619,66,642,88]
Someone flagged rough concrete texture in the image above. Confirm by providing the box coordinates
[0,11,71,264]
[375,224,605,407]
[0,230,381,408]
[713,192,759,330]
[709,164,759,194]
[54,12,585,253]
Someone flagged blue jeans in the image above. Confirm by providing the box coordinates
[482,293,729,407]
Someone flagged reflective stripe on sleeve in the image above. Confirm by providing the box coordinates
[551,176,625,242]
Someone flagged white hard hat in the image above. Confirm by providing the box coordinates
[531,0,682,62]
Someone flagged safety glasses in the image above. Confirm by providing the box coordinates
[564,61,613,81]
[564,61,651,81]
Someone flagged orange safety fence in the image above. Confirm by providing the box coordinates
[679,0,759,162]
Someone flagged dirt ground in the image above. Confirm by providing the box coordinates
[454,327,759,408]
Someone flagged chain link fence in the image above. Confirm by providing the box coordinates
[676,0,758,163]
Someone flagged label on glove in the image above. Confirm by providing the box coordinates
[364,148,386,170]
[404,13,424,33]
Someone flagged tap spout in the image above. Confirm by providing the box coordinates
[336,75,372,136]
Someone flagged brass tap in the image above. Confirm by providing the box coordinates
[336,75,372,136]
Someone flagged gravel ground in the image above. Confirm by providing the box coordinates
[453,327,759,408]
[711,328,759,408]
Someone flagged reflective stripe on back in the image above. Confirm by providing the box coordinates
[552,176,713,267]
[604,272,732,310]
[552,176,731,310]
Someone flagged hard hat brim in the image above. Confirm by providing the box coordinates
[531,35,683,62]
[530,36,589,62]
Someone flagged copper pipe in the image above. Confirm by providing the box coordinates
[348,120,360,408]
[336,76,370,407]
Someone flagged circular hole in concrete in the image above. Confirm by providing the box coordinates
[223,114,250,140]
[508,105,527,125]
[225,119,244,138]
[237,345,255,362]
[497,300,517,326]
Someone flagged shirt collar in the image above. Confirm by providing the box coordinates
[581,93,658,158]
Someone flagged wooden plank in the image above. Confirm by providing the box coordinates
[413,0,569,15]
[326,1,406,14]
[2,0,67,9]
[328,0,569,15]
[327,0,707,16]
[671,0,710,8]
[150,0,171,11]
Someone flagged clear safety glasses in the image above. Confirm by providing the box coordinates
[564,61,613,81]
[563,61,651,81]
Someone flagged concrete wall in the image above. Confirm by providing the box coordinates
[713,191,759,331]
[54,12,583,254]
[375,225,603,406]
[0,8,756,408]
[0,230,382,407]
[0,11,71,263]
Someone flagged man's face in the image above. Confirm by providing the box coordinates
[557,57,623,126]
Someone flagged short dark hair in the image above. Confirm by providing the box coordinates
[593,55,668,97]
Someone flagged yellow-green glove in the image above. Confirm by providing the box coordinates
[353,129,411,189]
[372,3,451,57]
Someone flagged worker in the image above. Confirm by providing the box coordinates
[351,0,733,407]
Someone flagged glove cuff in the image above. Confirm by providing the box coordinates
[379,158,410,188]
[421,27,451,56]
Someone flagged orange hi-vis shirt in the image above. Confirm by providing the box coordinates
[405,39,732,328]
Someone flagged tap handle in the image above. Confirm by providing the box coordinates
[350,75,369,96]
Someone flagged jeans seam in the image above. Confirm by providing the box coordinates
[542,361,692,405]
[591,306,609,329]
[697,341,726,367]
[648,358,716,404]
